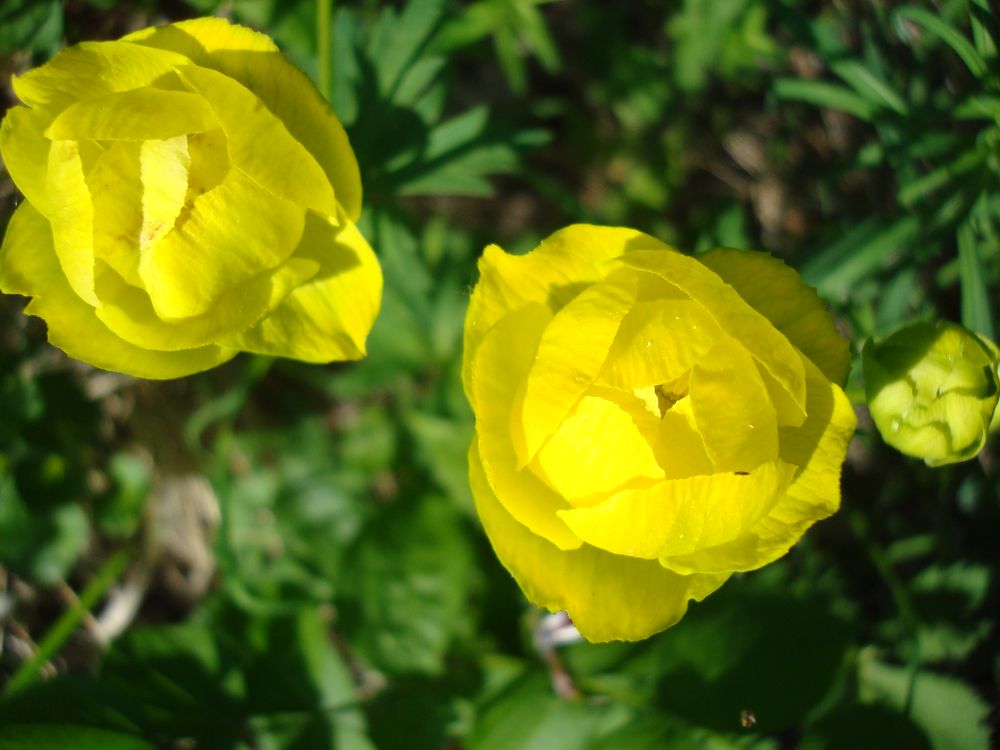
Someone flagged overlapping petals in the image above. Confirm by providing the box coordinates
[0,18,380,378]
[463,225,856,642]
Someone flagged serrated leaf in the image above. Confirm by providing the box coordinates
[467,672,611,750]
[859,657,991,750]
[342,497,478,675]
[799,703,931,750]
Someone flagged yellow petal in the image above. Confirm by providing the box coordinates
[45,139,98,307]
[463,225,666,391]
[688,338,779,472]
[520,276,637,463]
[699,248,851,387]
[1,106,52,209]
[140,136,191,252]
[95,255,318,352]
[86,141,143,285]
[45,88,217,141]
[137,170,305,320]
[557,460,792,560]
[598,298,723,390]
[222,210,382,361]
[175,63,337,217]
[623,248,807,426]
[664,356,856,575]
[185,127,231,199]
[533,392,664,505]
[126,17,362,221]
[469,304,582,550]
[653,397,715,479]
[779,356,856,516]
[0,202,235,378]
[12,41,189,110]
[471,442,729,642]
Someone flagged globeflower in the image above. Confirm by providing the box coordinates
[863,321,1000,466]
[463,225,857,642]
[0,18,381,379]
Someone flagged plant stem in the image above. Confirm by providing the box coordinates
[317,0,333,102]
[6,548,131,694]
[849,510,921,714]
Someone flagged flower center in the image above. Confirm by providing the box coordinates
[653,371,690,418]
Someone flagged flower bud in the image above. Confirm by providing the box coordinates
[863,321,1000,466]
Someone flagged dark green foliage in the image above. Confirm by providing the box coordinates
[0,1,998,749]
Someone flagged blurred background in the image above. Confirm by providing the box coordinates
[0,0,997,748]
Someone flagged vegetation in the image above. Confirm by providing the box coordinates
[0,0,996,747]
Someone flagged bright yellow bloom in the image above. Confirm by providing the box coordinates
[863,321,1000,466]
[0,18,381,379]
[463,226,857,642]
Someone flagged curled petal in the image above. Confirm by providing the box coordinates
[12,41,189,110]
[126,17,363,221]
[137,170,305,320]
[623,248,808,426]
[0,202,235,379]
[46,88,218,141]
[557,460,793,561]
[223,210,382,362]
[463,225,666,390]
[471,439,730,643]
[520,276,637,463]
[469,304,583,550]
[688,337,780,473]
[175,64,337,217]
[699,248,851,387]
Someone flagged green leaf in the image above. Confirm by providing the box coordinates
[0,0,62,56]
[0,725,152,750]
[330,0,547,199]
[895,7,987,77]
[968,0,998,62]
[404,411,475,515]
[101,620,246,740]
[799,704,931,750]
[467,672,612,750]
[95,453,151,539]
[341,496,478,675]
[830,59,908,116]
[242,609,376,750]
[859,657,991,750]
[874,267,921,333]
[773,78,878,121]
[801,216,921,301]
[648,587,853,733]
[957,216,995,339]
[898,148,984,208]
[0,676,145,736]
[953,95,1000,119]
[0,473,89,585]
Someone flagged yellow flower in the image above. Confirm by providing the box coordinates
[0,18,381,379]
[463,225,857,642]
[863,321,1000,466]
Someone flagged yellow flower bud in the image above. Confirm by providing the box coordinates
[863,321,1000,466]
[463,225,857,642]
[0,18,381,379]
